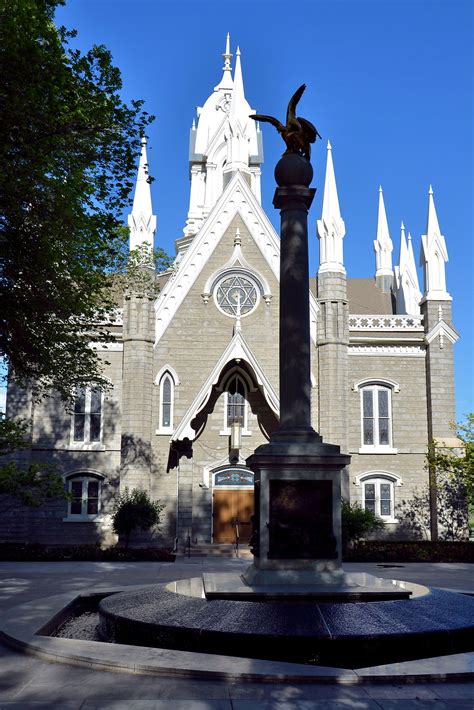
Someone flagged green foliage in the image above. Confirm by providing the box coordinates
[0,417,29,454]
[0,417,69,514]
[0,543,175,562]
[0,459,67,514]
[0,0,159,402]
[436,414,474,509]
[344,540,474,563]
[341,499,385,550]
[114,243,173,300]
[112,488,164,549]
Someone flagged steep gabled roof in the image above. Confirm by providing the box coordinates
[154,169,319,345]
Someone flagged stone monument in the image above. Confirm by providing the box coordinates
[242,85,350,586]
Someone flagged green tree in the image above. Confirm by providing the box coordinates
[112,488,164,549]
[0,418,68,515]
[0,0,163,402]
[427,414,473,539]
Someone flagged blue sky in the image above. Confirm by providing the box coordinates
[1,0,472,418]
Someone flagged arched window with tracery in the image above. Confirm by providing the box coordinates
[223,374,249,433]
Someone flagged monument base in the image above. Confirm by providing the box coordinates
[203,570,416,601]
[246,432,350,573]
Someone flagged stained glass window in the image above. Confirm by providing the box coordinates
[214,469,254,486]
[227,376,245,425]
[160,375,173,429]
[215,274,258,317]
[363,478,394,519]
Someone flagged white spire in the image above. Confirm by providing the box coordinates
[128,137,156,256]
[373,186,393,289]
[182,38,263,241]
[395,222,421,314]
[398,221,408,273]
[317,141,346,275]
[230,47,246,118]
[420,185,450,301]
[407,231,418,278]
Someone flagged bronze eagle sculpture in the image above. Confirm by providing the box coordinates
[250,84,321,160]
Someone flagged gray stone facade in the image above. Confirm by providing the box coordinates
[1,46,460,549]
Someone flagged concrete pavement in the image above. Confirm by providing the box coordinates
[0,558,472,708]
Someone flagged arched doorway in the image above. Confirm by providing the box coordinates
[212,467,254,544]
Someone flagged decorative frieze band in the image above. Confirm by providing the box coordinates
[349,315,423,331]
[349,345,425,357]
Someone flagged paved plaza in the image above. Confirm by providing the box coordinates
[0,558,472,708]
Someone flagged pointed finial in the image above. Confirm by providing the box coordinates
[429,184,433,195]
[379,185,383,193]
[236,45,241,56]
[141,135,147,146]
[192,118,196,130]
[327,140,332,150]
[407,231,412,243]
[222,32,232,71]
[256,121,261,131]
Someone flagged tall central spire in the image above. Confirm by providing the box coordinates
[180,36,263,245]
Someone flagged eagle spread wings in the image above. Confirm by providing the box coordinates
[250,84,321,160]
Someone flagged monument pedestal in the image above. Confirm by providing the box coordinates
[242,431,350,587]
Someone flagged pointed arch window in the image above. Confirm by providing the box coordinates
[159,373,174,433]
[222,374,250,434]
[155,366,180,435]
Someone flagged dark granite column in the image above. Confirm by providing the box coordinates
[273,155,319,441]
[243,153,350,586]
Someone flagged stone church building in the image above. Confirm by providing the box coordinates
[4,38,459,548]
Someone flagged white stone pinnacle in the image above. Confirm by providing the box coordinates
[420,185,450,301]
[374,186,393,278]
[128,138,156,254]
[317,140,346,275]
[230,46,246,119]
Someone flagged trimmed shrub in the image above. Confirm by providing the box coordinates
[112,488,164,549]
[341,499,385,553]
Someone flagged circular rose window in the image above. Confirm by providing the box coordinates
[214,273,259,317]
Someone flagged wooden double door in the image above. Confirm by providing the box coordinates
[212,489,254,544]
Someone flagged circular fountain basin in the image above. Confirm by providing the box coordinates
[98,577,474,669]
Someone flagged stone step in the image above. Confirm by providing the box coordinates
[176,544,253,559]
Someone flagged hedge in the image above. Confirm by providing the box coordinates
[344,540,474,563]
[0,544,175,562]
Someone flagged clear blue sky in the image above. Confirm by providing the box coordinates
[1,0,472,419]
